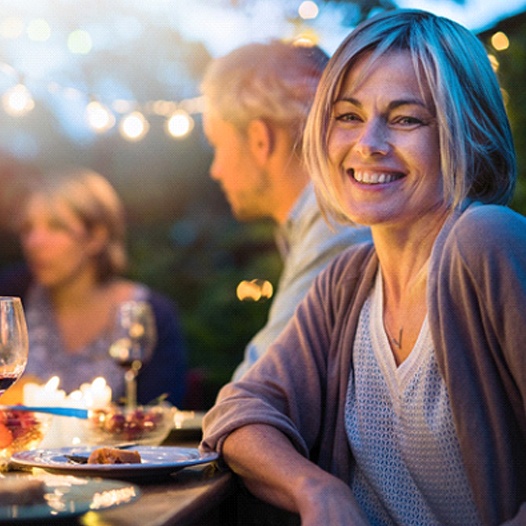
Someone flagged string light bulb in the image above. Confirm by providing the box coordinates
[86,101,116,133]
[119,110,149,141]
[2,84,35,116]
[165,109,194,139]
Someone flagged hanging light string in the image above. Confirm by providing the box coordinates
[0,59,203,142]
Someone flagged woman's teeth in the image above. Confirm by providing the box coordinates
[351,170,402,184]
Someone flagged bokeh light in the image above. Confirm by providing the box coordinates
[488,53,500,72]
[237,279,274,302]
[86,101,116,133]
[67,29,93,54]
[298,1,319,20]
[119,111,149,141]
[0,17,24,39]
[27,19,51,42]
[2,84,35,116]
[491,31,510,51]
[165,110,194,139]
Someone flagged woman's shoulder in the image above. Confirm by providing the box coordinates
[105,278,135,296]
[436,203,526,277]
[311,239,377,306]
[450,203,526,248]
[110,279,177,312]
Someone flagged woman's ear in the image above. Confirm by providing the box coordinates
[87,224,110,256]
[247,119,274,165]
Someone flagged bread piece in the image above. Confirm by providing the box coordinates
[0,477,46,506]
[87,447,142,464]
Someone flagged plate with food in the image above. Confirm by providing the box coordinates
[0,472,140,522]
[10,445,218,479]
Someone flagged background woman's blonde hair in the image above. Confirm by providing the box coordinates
[304,9,516,224]
[27,167,127,281]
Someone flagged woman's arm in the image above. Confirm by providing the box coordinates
[223,423,369,526]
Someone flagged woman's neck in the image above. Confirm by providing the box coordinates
[372,207,450,299]
[48,269,104,312]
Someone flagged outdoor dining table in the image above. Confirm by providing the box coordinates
[78,459,234,526]
[80,431,234,526]
[4,426,301,525]
[5,434,236,525]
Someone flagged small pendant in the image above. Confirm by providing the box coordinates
[391,328,403,349]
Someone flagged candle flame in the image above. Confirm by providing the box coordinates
[92,377,107,389]
[45,376,60,391]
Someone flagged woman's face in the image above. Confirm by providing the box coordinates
[20,195,100,289]
[327,50,446,230]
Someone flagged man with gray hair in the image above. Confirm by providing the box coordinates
[201,40,370,380]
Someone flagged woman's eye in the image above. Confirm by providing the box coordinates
[334,112,361,123]
[47,218,72,232]
[392,116,425,127]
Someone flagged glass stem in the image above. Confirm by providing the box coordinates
[124,368,138,409]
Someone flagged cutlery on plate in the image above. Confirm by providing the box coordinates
[0,405,89,419]
[64,454,91,464]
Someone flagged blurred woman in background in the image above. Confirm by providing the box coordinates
[11,167,187,406]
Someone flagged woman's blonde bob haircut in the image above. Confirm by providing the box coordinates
[25,167,127,281]
[304,9,516,224]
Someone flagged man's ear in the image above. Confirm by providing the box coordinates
[247,119,274,165]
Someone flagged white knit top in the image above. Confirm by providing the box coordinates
[345,270,481,525]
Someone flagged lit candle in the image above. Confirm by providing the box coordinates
[22,377,66,448]
[22,377,112,448]
[79,377,112,409]
[23,376,66,407]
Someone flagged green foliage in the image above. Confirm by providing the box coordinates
[479,14,526,216]
[126,209,282,406]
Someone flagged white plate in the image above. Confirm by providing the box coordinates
[11,446,218,479]
[0,472,140,522]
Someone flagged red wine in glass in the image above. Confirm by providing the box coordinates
[108,301,156,408]
[0,297,29,397]
[0,373,21,396]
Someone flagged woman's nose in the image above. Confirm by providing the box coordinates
[22,228,46,249]
[354,119,389,157]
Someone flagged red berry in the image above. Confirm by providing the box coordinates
[0,423,13,448]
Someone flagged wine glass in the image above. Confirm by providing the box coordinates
[0,297,29,397]
[108,300,157,409]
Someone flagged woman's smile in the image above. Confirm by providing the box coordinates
[347,168,405,185]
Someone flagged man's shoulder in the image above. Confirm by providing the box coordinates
[292,189,370,245]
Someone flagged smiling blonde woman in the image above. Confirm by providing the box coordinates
[201,9,526,526]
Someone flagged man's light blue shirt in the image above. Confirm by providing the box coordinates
[232,183,371,380]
